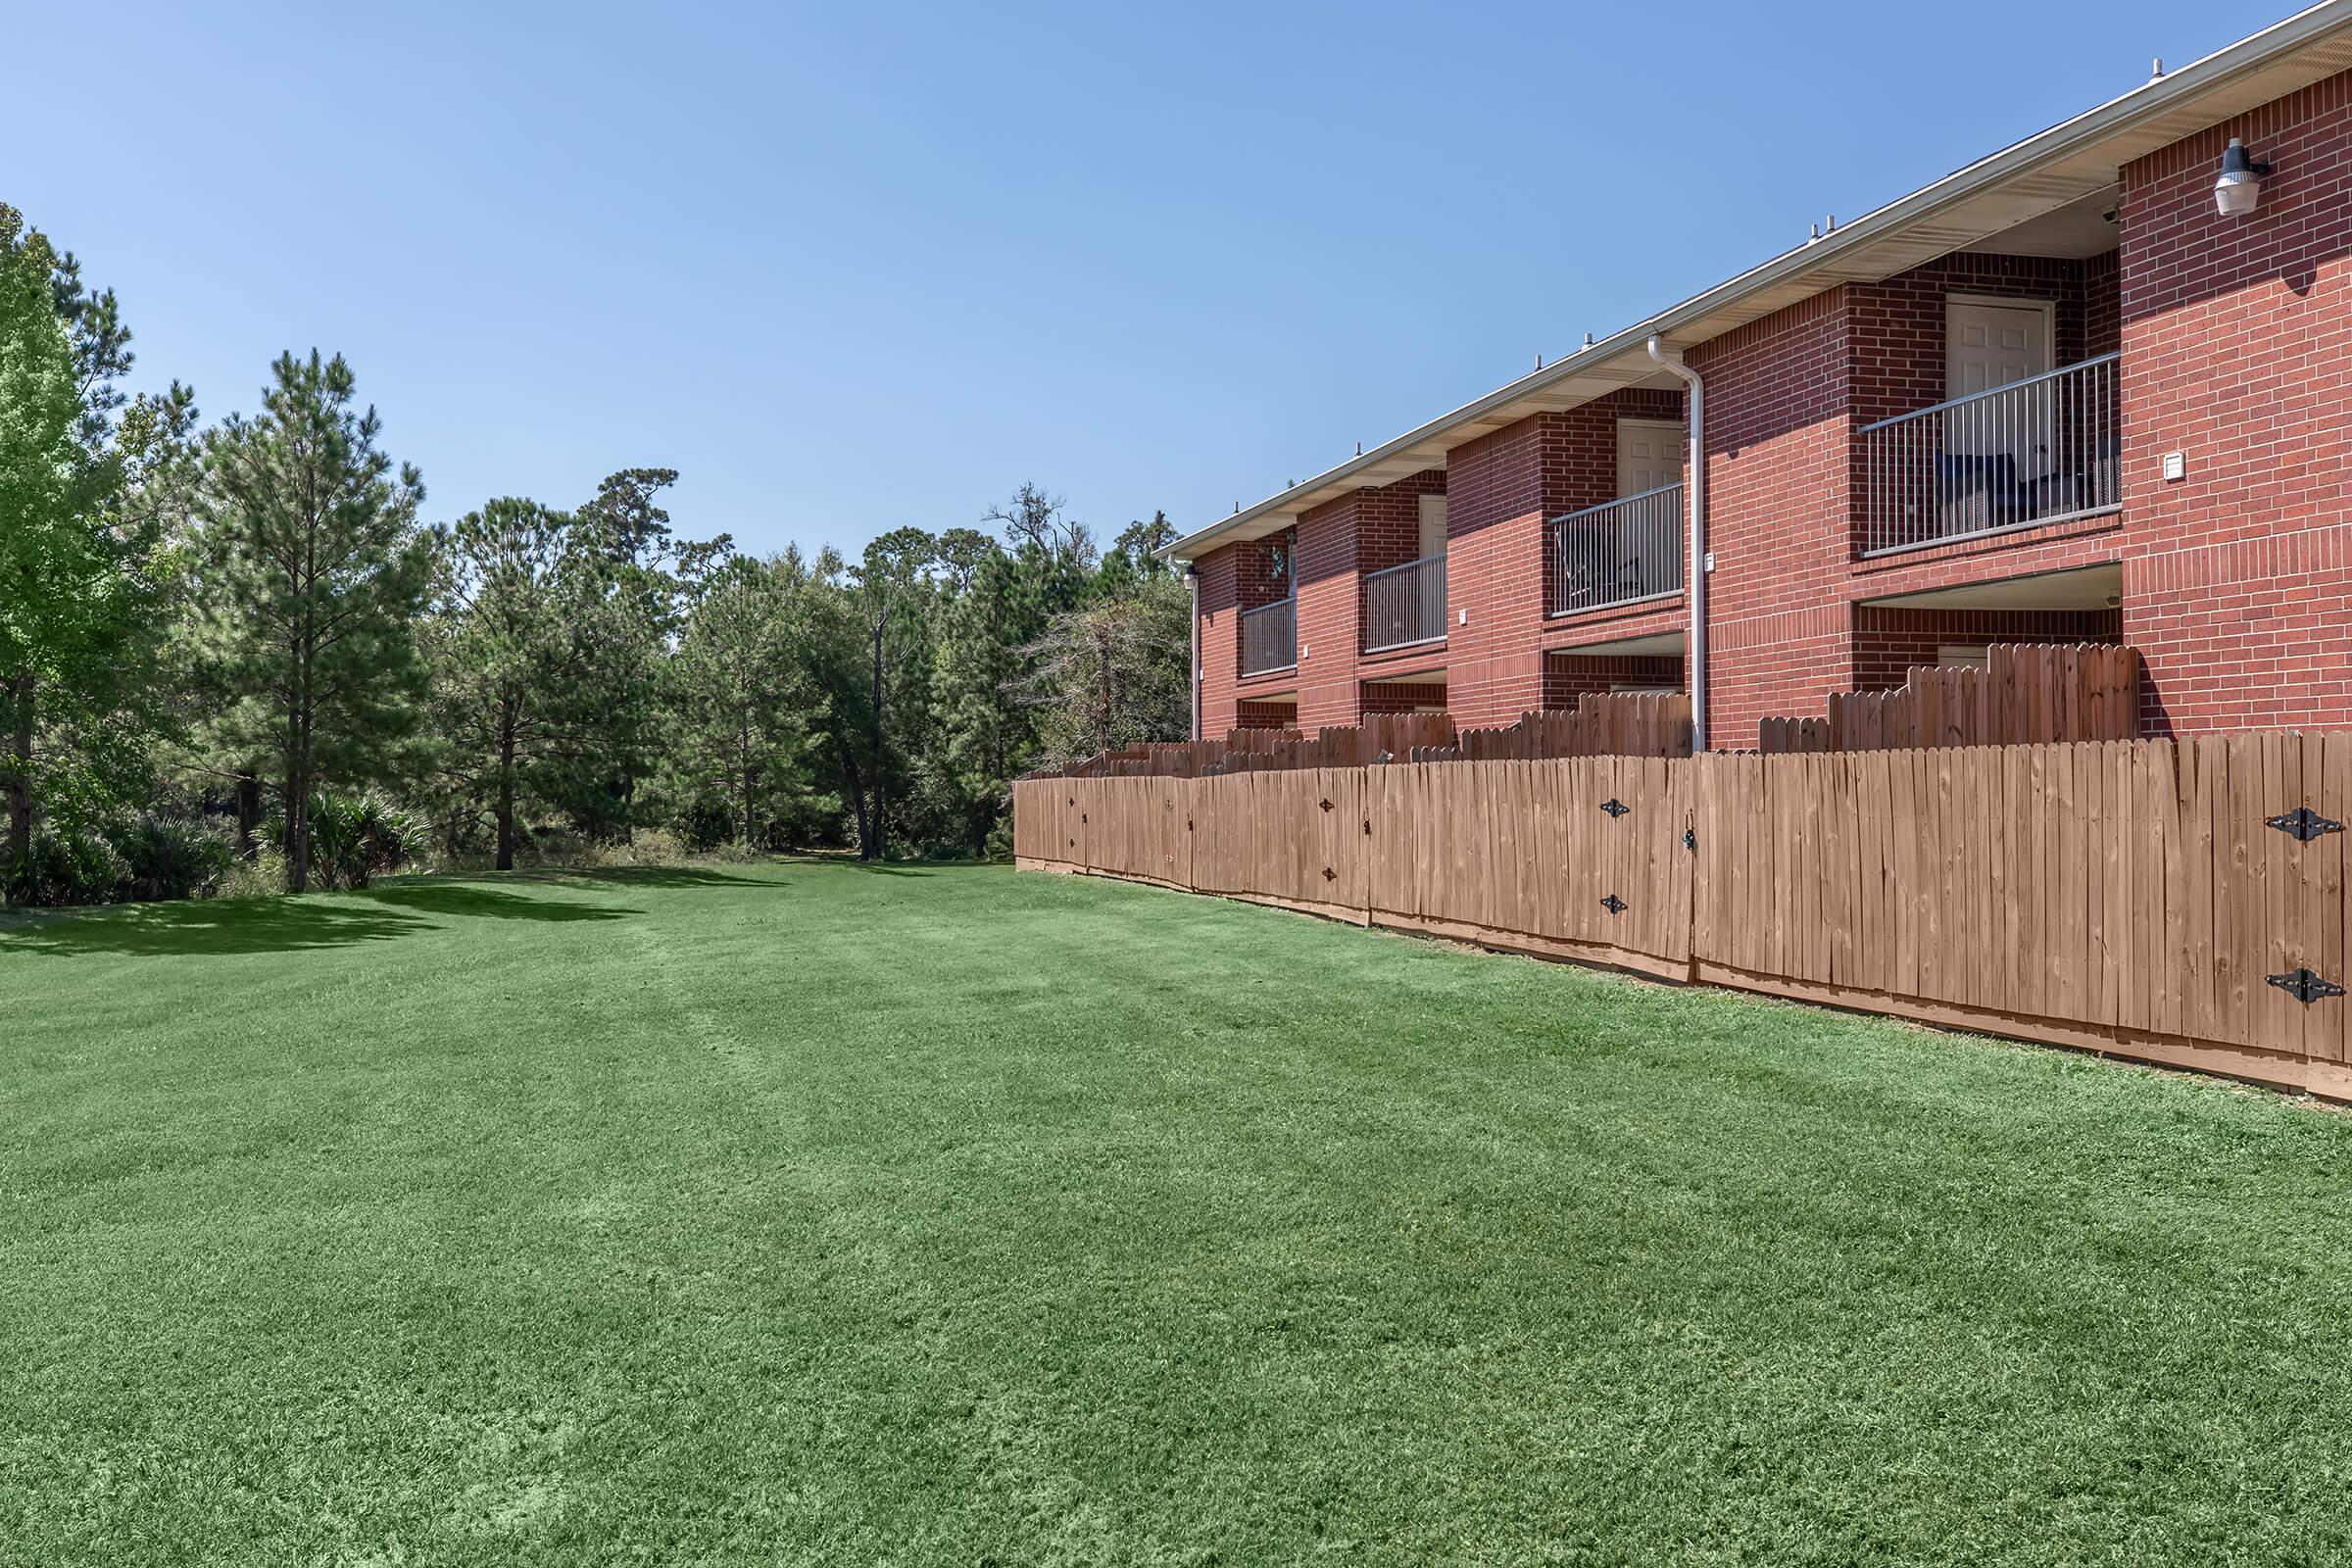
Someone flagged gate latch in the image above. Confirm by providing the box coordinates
[2268,967,2345,1004]
[2268,806,2343,842]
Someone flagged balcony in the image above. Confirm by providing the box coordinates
[1361,555,1446,653]
[1548,483,1685,616]
[1859,352,2121,557]
[1240,596,1297,676]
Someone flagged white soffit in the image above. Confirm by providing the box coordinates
[1551,630,1687,659]
[1862,562,2125,612]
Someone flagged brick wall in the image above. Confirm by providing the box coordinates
[1442,415,1552,726]
[1358,468,1447,577]
[1292,470,1446,728]
[1196,545,1239,738]
[1542,653,1686,706]
[2118,68,2352,734]
[1294,492,1362,730]
[1443,392,1682,727]
[1687,289,1858,742]
[1849,606,2121,690]
[1359,680,1448,713]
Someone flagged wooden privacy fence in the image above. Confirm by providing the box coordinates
[1407,693,1691,762]
[1014,731,2352,1101]
[1758,644,2140,754]
[1026,713,1449,780]
[1026,693,1689,780]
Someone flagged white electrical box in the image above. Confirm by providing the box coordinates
[2163,452,2186,482]
[1703,551,1717,573]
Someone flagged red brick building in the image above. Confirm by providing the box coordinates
[1170,7,2352,747]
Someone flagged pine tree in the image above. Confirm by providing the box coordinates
[426,498,580,869]
[190,352,429,892]
[669,555,804,847]
[0,211,84,895]
[0,206,184,900]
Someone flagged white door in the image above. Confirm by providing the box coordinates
[1944,298,2052,473]
[1417,494,1446,561]
[1617,420,1683,496]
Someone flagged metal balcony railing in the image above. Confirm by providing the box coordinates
[1240,596,1296,675]
[1547,483,1685,616]
[1859,352,2122,557]
[1361,555,1446,653]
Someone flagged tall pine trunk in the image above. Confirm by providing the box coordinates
[4,671,32,901]
[285,767,310,893]
[869,607,887,861]
[495,694,517,872]
[235,772,261,859]
[739,712,756,848]
[835,737,873,860]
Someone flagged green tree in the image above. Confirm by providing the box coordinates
[0,211,84,895]
[1012,570,1191,771]
[852,526,939,859]
[550,467,728,841]
[0,206,187,901]
[427,498,581,869]
[190,351,429,892]
[669,554,803,847]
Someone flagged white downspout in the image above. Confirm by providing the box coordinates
[1185,563,1201,741]
[1646,335,1708,752]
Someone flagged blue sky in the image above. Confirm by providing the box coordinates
[3,0,2286,558]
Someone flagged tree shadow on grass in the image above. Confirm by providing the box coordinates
[362,884,641,921]
[517,866,769,890]
[0,899,433,959]
[782,856,932,878]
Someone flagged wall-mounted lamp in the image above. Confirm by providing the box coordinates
[2215,137,2271,217]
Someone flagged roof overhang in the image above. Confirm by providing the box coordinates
[1165,1,2352,564]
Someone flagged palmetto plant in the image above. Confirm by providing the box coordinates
[266,791,424,891]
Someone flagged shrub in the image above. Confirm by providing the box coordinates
[11,827,130,907]
[216,848,287,901]
[306,791,425,890]
[118,814,236,902]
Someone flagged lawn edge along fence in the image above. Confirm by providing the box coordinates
[1013,734,2352,1102]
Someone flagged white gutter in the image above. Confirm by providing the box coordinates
[1162,0,2352,564]
[1186,564,1201,740]
[1646,337,1707,753]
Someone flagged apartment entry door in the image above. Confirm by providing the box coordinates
[1617,419,1683,496]
[1944,296,2052,475]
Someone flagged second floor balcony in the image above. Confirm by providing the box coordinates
[1240,596,1297,676]
[1859,351,2122,557]
[1362,555,1446,653]
[1548,483,1686,617]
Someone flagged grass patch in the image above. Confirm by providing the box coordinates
[6,862,2352,1564]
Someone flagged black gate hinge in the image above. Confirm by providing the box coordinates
[2267,806,2343,842]
[1600,894,1628,915]
[1600,798,1629,818]
[2268,967,2345,1004]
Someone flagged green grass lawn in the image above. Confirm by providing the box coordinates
[8,862,2352,1565]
